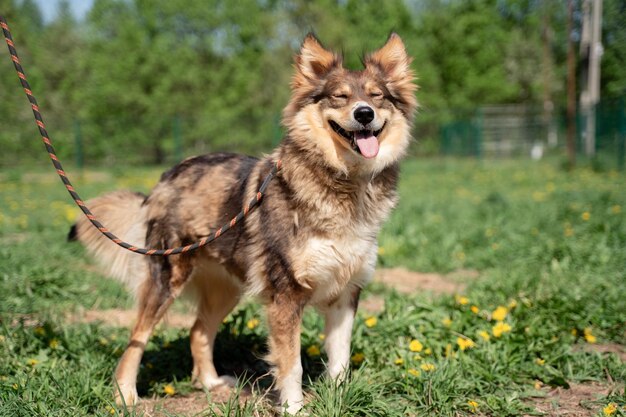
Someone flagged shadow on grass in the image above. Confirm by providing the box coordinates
[134,328,327,396]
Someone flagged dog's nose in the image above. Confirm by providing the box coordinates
[354,106,375,125]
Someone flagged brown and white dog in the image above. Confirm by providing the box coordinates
[71,33,417,414]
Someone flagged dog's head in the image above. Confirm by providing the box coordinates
[283,33,417,175]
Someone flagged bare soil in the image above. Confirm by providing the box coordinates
[526,382,624,417]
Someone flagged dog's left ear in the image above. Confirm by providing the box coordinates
[366,33,417,115]
[366,33,412,81]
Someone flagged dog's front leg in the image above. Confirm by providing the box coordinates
[323,285,361,379]
[266,292,306,414]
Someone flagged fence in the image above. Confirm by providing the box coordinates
[439,97,626,169]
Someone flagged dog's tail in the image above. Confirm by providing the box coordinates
[69,190,149,296]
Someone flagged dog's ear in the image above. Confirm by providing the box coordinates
[366,33,412,81]
[294,34,341,82]
[366,33,417,116]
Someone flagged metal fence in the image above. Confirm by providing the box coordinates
[440,97,626,169]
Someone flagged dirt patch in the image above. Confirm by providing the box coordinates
[526,382,623,417]
[359,296,385,313]
[68,308,196,329]
[578,343,626,362]
[373,267,478,295]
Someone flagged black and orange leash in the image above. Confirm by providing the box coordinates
[0,16,281,256]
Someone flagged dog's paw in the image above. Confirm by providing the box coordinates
[114,385,139,407]
[202,375,237,390]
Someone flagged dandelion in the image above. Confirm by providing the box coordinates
[306,345,321,357]
[377,247,386,255]
[478,330,490,341]
[442,317,453,327]
[34,326,45,336]
[603,403,617,416]
[0,335,5,343]
[610,205,621,214]
[470,305,479,314]
[508,299,517,309]
[409,339,423,352]
[12,383,18,390]
[424,347,432,355]
[467,400,479,413]
[581,211,591,221]
[455,295,469,305]
[583,327,596,343]
[364,317,378,328]
[49,338,59,349]
[413,354,422,361]
[163,384,176,396]
[492,322,512,338]
[99,337,109,346]
[535,358,545,366]
[492,306,508,321]
[105,405,116,415]
[318,333,326,341]
[534,380,543,390]
[246,318,259,330]
[408,368,420,377]
[26,358,39,366]
[351,352,365,366]
[394,358,404,365]
[456,337,475,351]
[570,328,578,336]
[420,363,435,372]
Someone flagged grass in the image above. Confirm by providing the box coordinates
[0,157,625,416]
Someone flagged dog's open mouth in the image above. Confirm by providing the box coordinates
[329,120,386,159]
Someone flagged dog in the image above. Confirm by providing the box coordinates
[70,33,417,414]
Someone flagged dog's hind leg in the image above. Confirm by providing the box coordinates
[189,267,241,391]
[322,285,361,380]
[114,258,192,406]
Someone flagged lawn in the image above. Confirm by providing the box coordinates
[0,158,624,416]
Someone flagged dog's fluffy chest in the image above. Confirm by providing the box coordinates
[291,200,385,304]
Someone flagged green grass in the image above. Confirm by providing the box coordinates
[0,158,625,416]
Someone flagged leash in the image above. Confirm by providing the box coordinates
[0,16,281,256]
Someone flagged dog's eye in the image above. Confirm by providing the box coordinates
[370,92,383,99]
[332,94,348,100]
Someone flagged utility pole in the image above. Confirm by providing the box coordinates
[580,0,603,156]
[566,0,576,167]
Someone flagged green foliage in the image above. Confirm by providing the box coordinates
[1,1,624,165]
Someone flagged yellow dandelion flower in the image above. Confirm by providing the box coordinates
[610,205,621,214]
[413,354,422,361]
[581,211,591,221]
[456,337,475,351]
[318,333,326,341]
[508,299,517,309]
[470,305,479,314]
[492,306,508,321]
[105,405,116,415]
[99,337,109,346]
[408,368,420,377]
[26,358,39,366]
[34,326,45,336]
[364,317,378,328]
[478,330,490,341]
[420,363,435,372]
[12,383,18,390]
[442,317,453,327]
[424,347,432,355]
[492,322,512,338]
[535,358,545,366]
[377,247,386,255]
[246,318,259,330]
[571,328,578,336]
[467,400,479,413]
[64,205,77,222]
[351,352,365,366]
[306,345,321,357]
[49,339,59,349]
[409,339,423,352]
[163,384,176,396]
[584,333,596,343]
[0,335,5,343]
[394,358,404,365]
[603,403,617,416]
[455,295,469,305]
[534,380,543,390]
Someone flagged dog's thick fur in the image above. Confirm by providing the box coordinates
[72,33,416,413]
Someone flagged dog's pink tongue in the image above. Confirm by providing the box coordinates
[354,131,379,158]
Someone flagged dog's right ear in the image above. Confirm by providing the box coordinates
[294,34,341,83]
